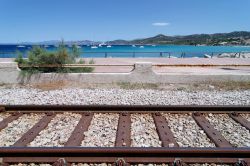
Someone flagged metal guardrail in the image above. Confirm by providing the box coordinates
[18,64,250,68]
[18,64,134,68]
[0,51,250,58]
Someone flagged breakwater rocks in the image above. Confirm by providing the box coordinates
[204,52,250,58]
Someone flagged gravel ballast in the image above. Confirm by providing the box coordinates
[0,114,43,146]
[131,114,161,147]
[72,164,112,166]
[205,114,250,147]
[10,164,51,166]
[0,88,249,105]
[81,113,119,147]
[28,113,81,147]
[163,113,215,147]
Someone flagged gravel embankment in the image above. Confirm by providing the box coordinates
[131,114,161,147]
[163,113,215,147]
[0,88,249,105]
[0,114,43,146]
[28,113,81,147]
[81,113,119,147]
[0,112,10,121]
[205,114,250,147]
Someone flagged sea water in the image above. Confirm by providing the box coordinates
[1,45,250,58]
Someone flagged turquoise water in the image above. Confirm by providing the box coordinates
[1,45,250,58]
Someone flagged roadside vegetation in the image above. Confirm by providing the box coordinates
[15,41,94,74]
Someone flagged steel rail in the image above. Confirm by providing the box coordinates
[1,105,249,113]
[0,147,249,158]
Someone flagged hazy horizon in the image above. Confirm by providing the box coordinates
[0,31,249,44]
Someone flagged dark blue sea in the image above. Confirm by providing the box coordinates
[1,44,250,58]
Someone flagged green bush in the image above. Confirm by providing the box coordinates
[15,41,94,73]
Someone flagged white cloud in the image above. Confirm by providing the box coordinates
[152,22,170,26]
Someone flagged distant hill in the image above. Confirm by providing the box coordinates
[15,31,250,46]
[126,31,250,45]
[110,31,250,46]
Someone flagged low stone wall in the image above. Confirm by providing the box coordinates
[0,62,249,85]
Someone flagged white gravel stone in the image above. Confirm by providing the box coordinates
[0,114,43,146]
[132,164,168,166]
[81,113,119,147]
[10,164,51,166]
[163,113,215,147]
[241,113,250,121]
[0,112,10,121]
[72,164,112,166]
[0,88,249,105]
[205,114,250,147]
[131,114,161,147]
[28,113,81,147]
[190,164,230,166]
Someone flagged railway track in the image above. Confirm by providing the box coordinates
[0,105,249,165]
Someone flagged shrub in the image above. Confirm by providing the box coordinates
[15,41,94,73]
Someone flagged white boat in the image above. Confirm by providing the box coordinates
[107,45,112,48]
[152,45,156,47]
[91,46,98,49]
[139,46,144,48]
[17,45,25,48]
[132,45,136,47]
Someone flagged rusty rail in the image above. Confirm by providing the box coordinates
[1,147,249,157]
[1,105,249,113]
[0,147,249,164]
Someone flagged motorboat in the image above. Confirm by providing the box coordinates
[17,45,25,48]
[91,46,98,49]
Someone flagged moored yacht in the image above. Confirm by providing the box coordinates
[17,45,26,48]
[91,45,98,49]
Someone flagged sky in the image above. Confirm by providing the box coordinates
[0,0,250,43]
